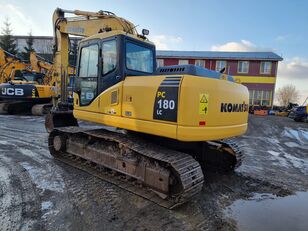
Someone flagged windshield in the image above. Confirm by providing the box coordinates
[14,72,42,82]
[126,42,153,73]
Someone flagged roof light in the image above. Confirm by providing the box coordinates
[142,29,149,36]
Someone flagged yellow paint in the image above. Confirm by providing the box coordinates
[177,123,247,141]
[74,109,177,139]
[199,93,209,115]
[73,74,249,141]
[233,76,276,84]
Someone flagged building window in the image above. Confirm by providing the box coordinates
[261,90,272,106]
[195,59,205,67]
[215,60,226,72]
[249,90,254,105]
[237,61,249,73]
[260,62,272,74]
[156,59,164,68]
[179,59,189,65]
[250,89,272,106]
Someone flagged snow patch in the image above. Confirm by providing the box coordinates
[42,209,60,220]
[283,153,308,172]
[266,138,280,145]
[283,128,308,144]
[18,148,37,158]
[20,162,65,193]
[41,201,53,211]
[267,150,280,157]
[284,142,299,148]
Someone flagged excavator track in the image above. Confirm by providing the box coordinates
[201,138,244,172]
[220,138,244,169]
[48,127,204,209]
[0,101,52,115]
[0,101,32,114]
[31,103,52,116]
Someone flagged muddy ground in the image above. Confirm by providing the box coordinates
[0,115,307,231]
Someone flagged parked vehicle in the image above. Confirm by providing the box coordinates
[289,106,308,122]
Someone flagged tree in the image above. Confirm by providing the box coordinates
[0,18,18,55]
[22,31,35,61]
[276,84,299,106]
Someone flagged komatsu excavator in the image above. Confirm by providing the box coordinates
[46,8,249,208]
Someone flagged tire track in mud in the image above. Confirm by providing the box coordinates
[0,116,200,230]
[0,114,306,230]
[0,156,44,230]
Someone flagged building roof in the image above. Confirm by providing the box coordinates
[156,50,283,61]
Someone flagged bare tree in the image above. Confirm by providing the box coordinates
[276,84,299,106]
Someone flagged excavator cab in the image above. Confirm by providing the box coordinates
[13,70,45,84]
[74,34,156,106]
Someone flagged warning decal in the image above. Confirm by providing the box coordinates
[199,93,209,115]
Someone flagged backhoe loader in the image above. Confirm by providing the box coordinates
[46,8,249,208]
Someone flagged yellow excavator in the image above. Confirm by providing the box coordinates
[0,51,55,115]
[0,48,32,83]
[0,50,76,115]
[30,51,53,76]
[46,8,249,208]
[30,51,76,85]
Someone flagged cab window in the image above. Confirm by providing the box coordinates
[126,42,153,73]
[102,40,117,75]
[79,45,99,77]
[78,44,99,105]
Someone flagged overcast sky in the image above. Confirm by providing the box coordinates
[0,0,307,104]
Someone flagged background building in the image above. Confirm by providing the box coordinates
[157,51,283,107]
[4,35,80,64]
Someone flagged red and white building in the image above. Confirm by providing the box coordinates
[156,50,283,107]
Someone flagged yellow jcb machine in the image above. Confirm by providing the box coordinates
[0,48,32,83]
[46,8,249,208]
[0,51,55,115]
[30,51,76,85]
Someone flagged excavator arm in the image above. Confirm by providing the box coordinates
[0,48,31,83]
[30,52,53,73]
[52,8,138,102]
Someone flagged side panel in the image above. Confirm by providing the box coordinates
[0,83,52,101]
[73,74,249,142]
[74,76,178,139]
[74,81,123,115]
[178,75,249,127]
[177,75,249,140]
[122,76,166,121]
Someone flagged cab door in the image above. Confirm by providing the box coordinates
[78,42,100,108]
[97,38,123,116]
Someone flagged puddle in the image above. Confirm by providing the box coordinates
[225,192,308,231]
